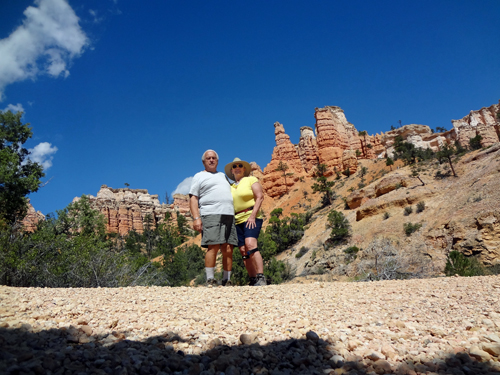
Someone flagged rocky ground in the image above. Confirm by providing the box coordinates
[1,276,500,375]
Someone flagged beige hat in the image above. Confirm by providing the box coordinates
[224,157,251,181]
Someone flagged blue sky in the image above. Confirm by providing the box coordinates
[1,0,499,216]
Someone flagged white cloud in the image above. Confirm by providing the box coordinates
[28,142,58,170]
[172,176,193,195]
[88,9,104,24]
[0,0,89,101]
[3,103,25,113]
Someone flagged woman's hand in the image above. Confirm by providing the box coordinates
[245,216,256,229]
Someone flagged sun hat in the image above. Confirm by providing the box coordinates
[224,157,251,181]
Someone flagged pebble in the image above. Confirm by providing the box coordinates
[1,276,500,374]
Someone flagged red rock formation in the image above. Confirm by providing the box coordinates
[172,194,190,217]
[369,133,385,158]
[346,175,413,210]
[297,126,318,173]
[342,150,358,174]
[381,125,452,156]
[451,101,500,148]
[314,106,360,175]
[22,201,44,232]
[250,162,264,180]
[262,122,306,197]
[78,185,175,235]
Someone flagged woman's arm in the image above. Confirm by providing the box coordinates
[246,181,264,229]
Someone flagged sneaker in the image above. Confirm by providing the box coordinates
[254,275,267,286]
[249,277,257,286]
[206,278,218,287]
[221,279,233,286]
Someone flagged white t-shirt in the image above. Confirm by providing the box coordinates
[189,171,234,216]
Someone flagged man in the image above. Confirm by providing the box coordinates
[189,150,238,286]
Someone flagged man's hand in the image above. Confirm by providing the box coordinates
[189,194,202,232]
[193,218,202,232]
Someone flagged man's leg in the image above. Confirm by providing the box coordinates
[221,243,233,283]
[205,244,219,282]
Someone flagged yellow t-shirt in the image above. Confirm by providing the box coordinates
[231,176,263,225]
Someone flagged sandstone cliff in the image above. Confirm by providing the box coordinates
[451,101,500,148]
[274,142,500,280]
[21,201,45,232]
[314,106,361,175]
[262,122,306,197]
[75,185,188,235]
[296,126,318,173]
[260,101,499,198]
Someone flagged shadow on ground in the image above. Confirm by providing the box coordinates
[1,326,499,374]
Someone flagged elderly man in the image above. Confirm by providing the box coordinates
[189,150,238,286]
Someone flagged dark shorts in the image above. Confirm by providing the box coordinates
[201,214,238,248]
[236,218,263,247]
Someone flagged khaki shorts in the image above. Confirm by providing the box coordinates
[201,214,238,248]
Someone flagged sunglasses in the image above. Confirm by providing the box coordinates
[232,163,244,169]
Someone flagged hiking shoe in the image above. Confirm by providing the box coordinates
[221,279,233,286]
[206,278,218,287]
[254,275,267,286]
[249,277,257,286]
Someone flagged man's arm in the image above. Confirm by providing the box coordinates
[189,194,202,232]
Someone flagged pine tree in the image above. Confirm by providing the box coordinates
[312,164,335,206]
[275,161,290,194]
[0,111,44,225]
[436,143,457,177]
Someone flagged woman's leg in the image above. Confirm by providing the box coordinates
[239,245,256,277]
[245,237,264,274]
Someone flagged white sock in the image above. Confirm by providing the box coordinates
[223,270,231,281]
[206,267,215,280]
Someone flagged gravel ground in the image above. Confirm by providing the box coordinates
[1,276,500,374]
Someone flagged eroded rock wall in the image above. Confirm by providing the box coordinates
[296,126,318,173]
[79,185,176,235]
[262,122,306,197]
[314,106,360,175]
[452,101,500,148]
[21,201,45,232]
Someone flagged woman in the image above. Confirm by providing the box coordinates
[225,157,266,286]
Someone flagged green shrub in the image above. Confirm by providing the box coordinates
[327,210,351,244]
[486,264,500,275]
[266,211,312,253]
[344,246,360,255]
[344,246,360,263]
[310,250,317,261]
[403,222,422,236]
[444,251,485,277]
[311,266,326,275]
[383,212,390,220]
[416,201,426,213]
[469,135,483,150]
[265,257,296,284]
[295,246,309,258]
[404,206,413,216]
